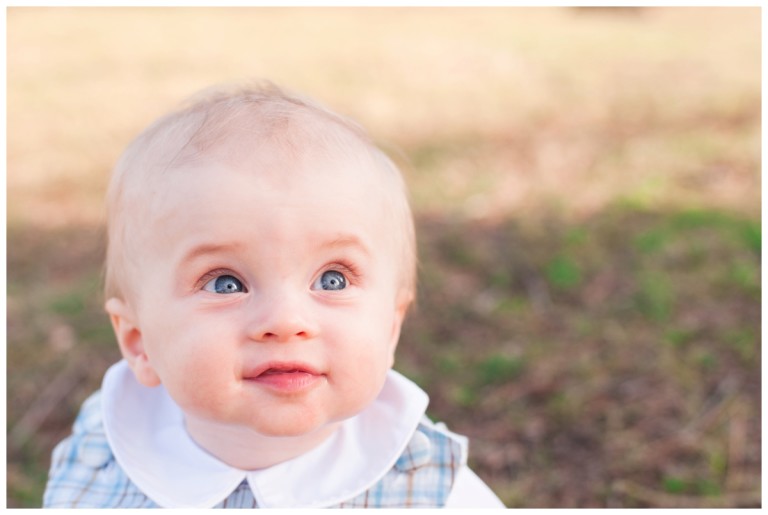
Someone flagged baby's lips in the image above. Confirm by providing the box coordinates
[244,361,323,379]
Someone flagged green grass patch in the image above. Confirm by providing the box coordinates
[723,328,758,363]
[493,296,529,316]
[489,269,513,289]
[664,328,695,348]
[565,227,588,246]
[662,475,723,498]
[693,350,718,371]
[708,447,728,479]
[634,228,668,254]
[48,292,86,316]
[545,254,582,291]
[475,354,525,386]
[635,272,675,322]
[741,220,761,254]
[452,385,478,407]
[437,355,462,375]
[727,260,759,294]
[695,479,722,497]
[662,476,687,494]
[670,210,761,253]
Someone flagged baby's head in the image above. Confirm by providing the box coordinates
[103,83,417,439]
[106,84,416,303]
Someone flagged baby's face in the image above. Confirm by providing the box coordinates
[123,151,409,437]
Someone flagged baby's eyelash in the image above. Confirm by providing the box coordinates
[326,260,362,283]
[195,268,241,289]
[191,263,362,292]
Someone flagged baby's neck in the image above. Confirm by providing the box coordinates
[183,416,341,470]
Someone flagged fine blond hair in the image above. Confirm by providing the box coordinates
[104,82,416,303]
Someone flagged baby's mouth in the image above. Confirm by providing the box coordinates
[246,362,321,379]
[260,368,310,376]
[245,362,324,392]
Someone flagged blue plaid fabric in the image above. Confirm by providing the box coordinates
[43,391,465,508]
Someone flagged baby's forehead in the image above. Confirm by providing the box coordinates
[155,104,381,183]
[123,121,399,244]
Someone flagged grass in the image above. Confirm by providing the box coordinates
[7,6,760,508]
[406,205,760,507]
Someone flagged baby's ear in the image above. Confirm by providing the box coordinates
[104,297,161,387]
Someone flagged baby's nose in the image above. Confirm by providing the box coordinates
[246,293,318,343]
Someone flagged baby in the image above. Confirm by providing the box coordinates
[43,84,504,508]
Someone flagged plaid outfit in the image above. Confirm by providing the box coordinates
[43,390,466,508]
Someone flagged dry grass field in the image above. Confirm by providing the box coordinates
[7,7,761,507]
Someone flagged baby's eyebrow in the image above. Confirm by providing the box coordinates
[321,234,372,256]
[179,241,247,264]
[177,235,371,267]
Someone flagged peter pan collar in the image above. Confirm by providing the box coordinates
[100,360,429,508]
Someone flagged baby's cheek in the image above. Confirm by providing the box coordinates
[167,362,234,420]
[158,339,232,405]
[335,344,390,403]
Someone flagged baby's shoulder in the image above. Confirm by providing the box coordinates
[394,417,468,473]
[42,390,156,508]
[333,417,468,508]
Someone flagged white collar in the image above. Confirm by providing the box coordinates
[100,360,429,508]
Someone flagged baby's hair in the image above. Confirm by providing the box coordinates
[104,82,416,303]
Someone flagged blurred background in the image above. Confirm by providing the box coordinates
[7,7,761,508]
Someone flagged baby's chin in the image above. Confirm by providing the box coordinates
[240,406,357,438]
[250,419,330,438]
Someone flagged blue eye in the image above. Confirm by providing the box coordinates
[203,275,246,294]
[314,270,347,291]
